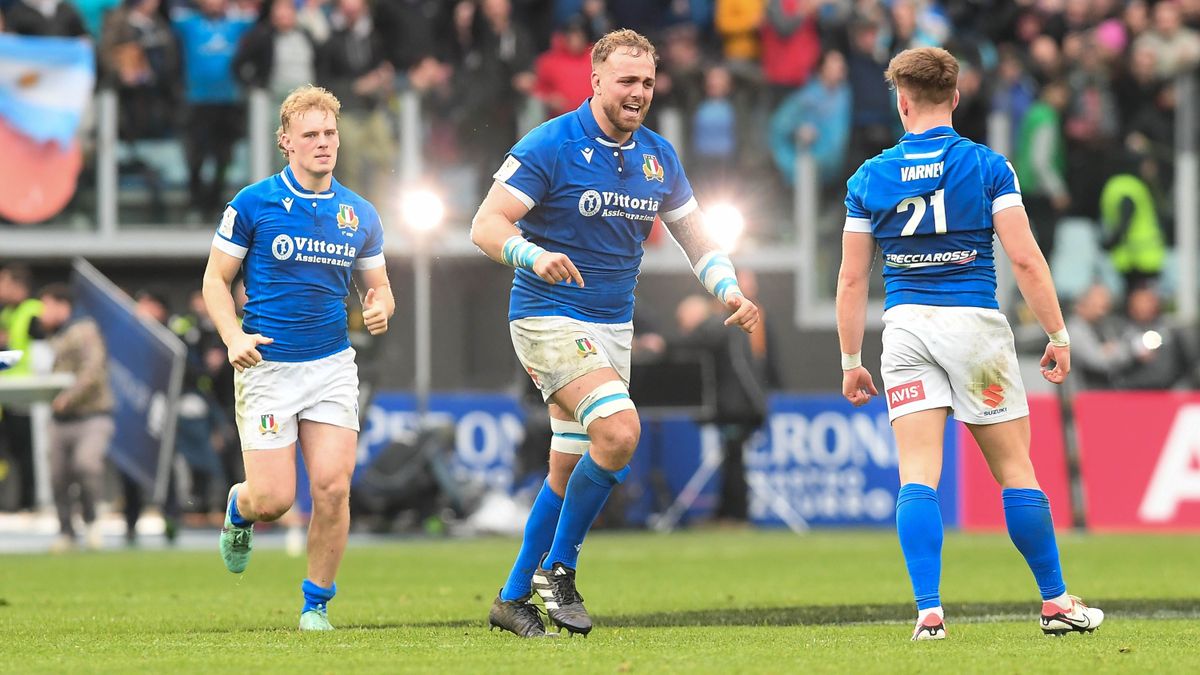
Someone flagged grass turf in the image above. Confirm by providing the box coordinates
[1,530,1198,673]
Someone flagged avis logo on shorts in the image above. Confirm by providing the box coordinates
[887,381,926,408]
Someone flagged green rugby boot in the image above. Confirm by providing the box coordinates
[299,608,334,631]
[219,484,253,573]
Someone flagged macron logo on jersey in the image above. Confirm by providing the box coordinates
[900,162,945,182]
[887,381,926,409]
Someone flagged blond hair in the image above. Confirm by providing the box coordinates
[276,85,341,159]
[591,28,658,67]
[885,47,959,106]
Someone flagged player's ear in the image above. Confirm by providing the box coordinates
[591,69,601,94]
[951,89,960,111]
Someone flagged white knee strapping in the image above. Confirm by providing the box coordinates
[574,380,635,431]
[549,417,589,455]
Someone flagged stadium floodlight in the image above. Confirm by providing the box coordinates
[401,188,445,233]
[704,202,746,252]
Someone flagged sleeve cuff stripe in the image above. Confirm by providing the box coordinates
[992,193,1023,214]
[212,234,248,259]
[355,253,386,270]
[843,217,872,233]
[661,196,698,223]
[498,182,535,209]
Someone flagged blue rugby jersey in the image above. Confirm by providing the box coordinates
[844,126,1023,310]
[212,165,385,362]
[494,99,698,323]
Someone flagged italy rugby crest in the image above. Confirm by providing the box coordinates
[259,414,280,435]
[576,337,598,358]
[642,154,664,182]
[337,203,359,232]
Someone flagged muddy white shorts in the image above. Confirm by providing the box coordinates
[234,347,360,450]
[880,305,1029,425]
[510,316,633,401]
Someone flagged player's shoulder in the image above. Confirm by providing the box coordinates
[520,109,590,149]
[332,182,382,223]
[632,125,681,162]
[229,173,283,212]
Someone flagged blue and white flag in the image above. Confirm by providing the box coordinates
[0,34,94,147]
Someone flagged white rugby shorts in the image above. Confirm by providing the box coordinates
[234,347,360,450]
[510,316,632,401]
[879,305,1029,425]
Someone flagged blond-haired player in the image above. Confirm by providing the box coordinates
[202,85,394,630]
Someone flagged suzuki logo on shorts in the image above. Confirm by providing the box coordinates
[887,381,926,408]
[578,190,602,217]
[272,234,295,260]
[982,384,1005,409]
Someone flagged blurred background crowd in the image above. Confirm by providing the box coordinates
[1,0,1199,543]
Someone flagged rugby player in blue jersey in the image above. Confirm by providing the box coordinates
[835,48,1103,641]
[202,85,394,631]
[471,29,760,637]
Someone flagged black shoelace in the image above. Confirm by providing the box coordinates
[551,572,585,606]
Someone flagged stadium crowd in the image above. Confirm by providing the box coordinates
[2,0,1200,532]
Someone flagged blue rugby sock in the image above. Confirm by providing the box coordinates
[896,483,943,611]
[545,453,629,570]
[500,480,564,601]
[227,486,251,527]
[301,579,336,613]
[1003,487,1067,600]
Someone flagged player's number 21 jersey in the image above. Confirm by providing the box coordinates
[844,126,1023,310]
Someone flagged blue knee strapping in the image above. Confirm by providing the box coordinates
[1003,488,1066,600]
[896,483,943,611]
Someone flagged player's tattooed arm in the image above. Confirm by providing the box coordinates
[663,208,720,266]
[667,208,761,334]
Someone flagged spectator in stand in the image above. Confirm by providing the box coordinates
[233,0,326,106]
[532,15,594,118]
[2,0,87,36]
[1066,282,1134,390]
[991,46,1038,151]
[1063,33,1122,222]
[1116,284,1198,390]
[952,60,987,143]
[40,283,114,553]
[768,49,849,190]
[1015,79,1070,260]
[843,16,893,175]
[760,0,821,106]
[99,0,179,142]
[1099,160,1167,291]
[451,0,535,197]
[690,63,738,194]
[74,0,121,38]
[172,0,254,219]
[607,0,672,42]
[1135,0,1200,78]
[885,0,946,56]
[319,0,395,200]
[715,0,764,65]
[0,264,41,512]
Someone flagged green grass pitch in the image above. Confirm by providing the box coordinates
[2,530,1198,673]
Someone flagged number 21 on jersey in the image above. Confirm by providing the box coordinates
[897,188,947,236]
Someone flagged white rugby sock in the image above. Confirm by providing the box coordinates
[918,606,943,623]
[1047,592,1072,611]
